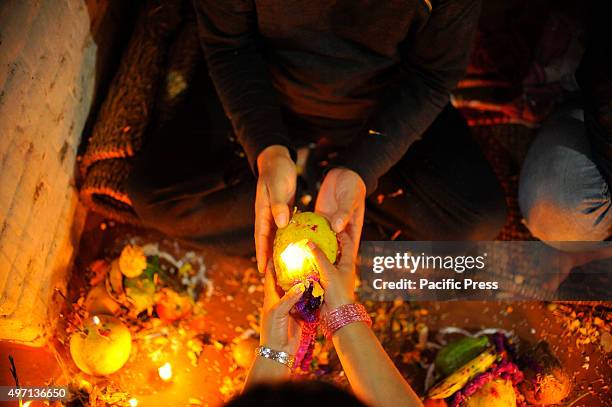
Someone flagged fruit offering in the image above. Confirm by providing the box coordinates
[273,211,338,294]
[70,315,132,376]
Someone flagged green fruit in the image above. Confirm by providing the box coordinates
[435,336,490,377]
[464,379,517,407]
[273,211,338,291]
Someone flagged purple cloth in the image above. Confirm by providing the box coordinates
[293,284,322,370]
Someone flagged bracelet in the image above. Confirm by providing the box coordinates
[255,345,296,370]
[321,303,372,338]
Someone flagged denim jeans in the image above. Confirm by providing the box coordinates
[519,105,612,250]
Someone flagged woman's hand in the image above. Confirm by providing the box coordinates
[307,233,356,313]
[244,263,304,389]
[315,168,366,261]
[255,145,297,274]
[309,237,423,407]
[260,262,305,353]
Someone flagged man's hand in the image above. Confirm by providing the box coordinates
[315,168,366,258]
[255,145,297,273]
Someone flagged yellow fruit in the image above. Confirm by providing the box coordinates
[118,244,147,278]
[70,315,132,376]
[464,379,517,407]
[428,348,498,399]
[273,212,338,292]
[232,336,260,369]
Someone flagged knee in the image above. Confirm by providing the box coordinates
[519,167,612,243]
[519,115,612,243]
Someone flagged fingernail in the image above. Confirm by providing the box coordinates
[334,219,344,231]
[277,213,288,227]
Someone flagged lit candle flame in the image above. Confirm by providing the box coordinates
[129,398,139,407]
[22,401,32,407]
[279,240,315,279]
[158,362,173,381]
[92,315,101,325]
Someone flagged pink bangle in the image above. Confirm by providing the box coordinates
[321,303,372,338]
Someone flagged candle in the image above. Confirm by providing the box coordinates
[279,240,316,281]
[158,362,173,382]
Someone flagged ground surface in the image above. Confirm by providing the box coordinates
[1,214,610,407]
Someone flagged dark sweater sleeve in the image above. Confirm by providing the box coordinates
[192,0,294,173]
[576,4,612,187]
[336,0,481,194]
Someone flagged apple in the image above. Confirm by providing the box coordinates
[70,315,132,376]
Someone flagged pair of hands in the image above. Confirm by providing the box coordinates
[255,145,366,274]
[255,144,366,355]
[260,233,357,354]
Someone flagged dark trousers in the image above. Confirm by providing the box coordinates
[127,67,507,255]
